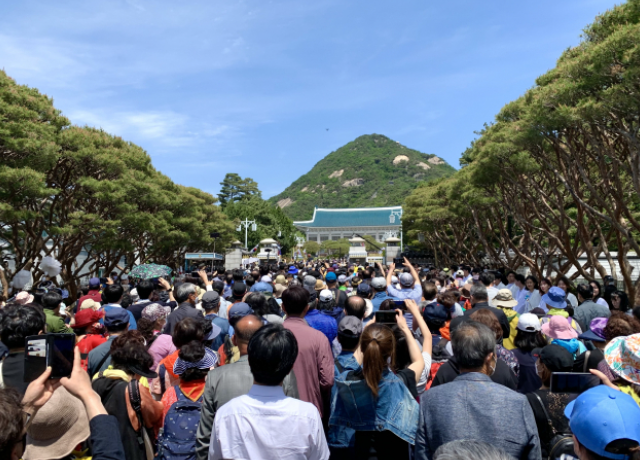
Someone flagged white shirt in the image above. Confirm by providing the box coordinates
[209,385,329,460]
[486,286,499,306]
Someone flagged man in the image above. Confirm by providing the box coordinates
[208,323,329,460]
[461,265,473,285]
[451,284,510,341]
[493,270,506,290]
[202,291,231,350]
[225,282,247,317]
[386,257,423,303]
[574,283,611,332]
[163,282,203,335]
[564,385,640,460]
[506,271,519,298]
[212,280,231,320]
[0,304,46,395]
[250,275,274,294]
[77,277,102,307]
[325,272,347,309]
[369,277,390,315]
[87,308,130,377]
[415,321,540,460]
[127,279,155,320]
[480,272,499,305]
[337,275,348,291]
[100,284,137,330]
[196,315,299,460]
[344,295,367,320]
[41,291,72,334]
[283,286,334,418]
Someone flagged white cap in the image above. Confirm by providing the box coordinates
[517,313,541,332]
[338,275,347,283]
[261,275,272,283]
[319,289,334,302]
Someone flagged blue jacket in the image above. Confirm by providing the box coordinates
[415,373,541,460]
[329,366,420,445]
[305,309,338,344]
[204,313,231,350]
[370,291,390,316]
[329,353,359,448]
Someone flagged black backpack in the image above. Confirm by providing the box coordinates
[532,393,576,460]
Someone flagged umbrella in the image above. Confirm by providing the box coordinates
[130,263,172,280]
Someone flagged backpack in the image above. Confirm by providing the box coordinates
[157,386,203,460]
[532,393,575,460]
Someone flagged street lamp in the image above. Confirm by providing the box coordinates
[237,219,257,249]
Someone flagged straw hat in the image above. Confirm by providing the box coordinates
[79,298,100,310]
[24,387,90,460]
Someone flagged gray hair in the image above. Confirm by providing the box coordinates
[469,283,488,301]
[175,282,197,303]
[434,440,515,460]
[451,321,496,370]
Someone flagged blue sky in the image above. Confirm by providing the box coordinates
[1,0,618,198]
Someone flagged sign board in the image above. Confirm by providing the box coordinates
[185,253,224,260]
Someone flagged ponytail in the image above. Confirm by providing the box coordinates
[360,324,395,398]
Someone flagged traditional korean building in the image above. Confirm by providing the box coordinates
[293,206,402,243]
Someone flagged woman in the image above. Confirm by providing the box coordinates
[525,345,578,459]
[602,332,640,406]
[71,308,106,371]
[555,275,578,308]
[537,278,552,311]
[540,286,583,335]
[610,290,630,314]
[512,313,546,394]
[469,308,519,377]
[92,338,164,460]
[245,292,283,325]
[589,280,609,308]
[141,304,175,372]
[330,313,423,460]
[516,275,541,314]
[541,315,587,359]
[158,341,216,457]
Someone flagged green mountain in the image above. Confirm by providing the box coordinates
[269,134,456,220]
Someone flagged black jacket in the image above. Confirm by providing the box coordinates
[451,302,511,340]
[163,301,203,335]
[430,355,518,390]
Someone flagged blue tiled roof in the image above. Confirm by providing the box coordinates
[294,207,402,228]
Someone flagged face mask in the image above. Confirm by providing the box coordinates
[473,275,479,281]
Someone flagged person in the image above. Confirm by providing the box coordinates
[451,284,511,342]
[537,277,552,310]
[101,284,137,330]
[480,272,499,305]
[92,339,163,460]
[386,258,423,303]
[77,277,103,307]
[209,324,329,460]
[283,286,334,418]
[603,332,640,405]
[542,315,587,359]
[201,291,231,349]
[325,272,348,310]
[564,385,640,460]
[87,308,131,377]
[344,294,367,320]
[157,340,216,458]
[140,303,175,372]
[127,279,156,320]
[516,275,541,314]
[8,347,127,460]
[433,440,516,460]
[469,308,519,377]
[556,276,579,308]
[0,303,46,395]
[525,344,579,458]
[41,291,72,334]
[398,298,433,394]
[506,270,519,296]
[164,283,203,335]
[574,317,608,372]
[513,313,546,394]
[589,280,610,308]
[305,289,339,344]
[574,283,611,333]
[491,288,520,350]
[330,314,423,460]
[195,315,298,460]
[318,289,344,327]
[72,308,107,371]
[415,321,541,460]
[540,286,583,334]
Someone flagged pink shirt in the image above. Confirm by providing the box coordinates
[283,317,334,417]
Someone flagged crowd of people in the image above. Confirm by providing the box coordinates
[0,259,639,460]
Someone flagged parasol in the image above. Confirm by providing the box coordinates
[130,263,172,280]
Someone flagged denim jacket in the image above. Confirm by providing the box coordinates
[329,364,420,445]
[328,354,360,448]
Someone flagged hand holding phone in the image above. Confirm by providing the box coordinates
[375,310,397,325]
[24,334,75,383]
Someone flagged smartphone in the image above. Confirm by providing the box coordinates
[375,310,397,325]
[393,299,406,310]
[550,372,600,393]
[24,334,75,382]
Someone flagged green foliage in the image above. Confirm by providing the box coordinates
[269,134,455,220]
[218,173,261,207]
[303,240,320,256]
[321,239,350,257]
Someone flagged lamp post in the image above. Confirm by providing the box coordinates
[237,219,257,249]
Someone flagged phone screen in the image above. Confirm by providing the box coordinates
[393,299,406,310]
[375,311,397,324]
[49,334,75,379]
[550,372,600,393]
